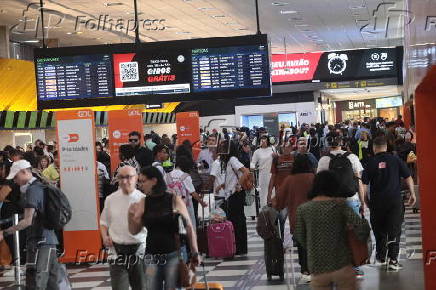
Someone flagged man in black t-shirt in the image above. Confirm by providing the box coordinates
[129,131,153,168]
[362,136,416,272]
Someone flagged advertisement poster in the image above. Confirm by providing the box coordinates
[271,53,322,83]
[176,111,201,160]
[56,109,101,262]
[108,109,144,175]
[272,47,399,84]
[112,49,191,96]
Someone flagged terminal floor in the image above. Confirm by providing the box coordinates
[0,207,424,290]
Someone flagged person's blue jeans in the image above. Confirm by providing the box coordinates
[347,198,361,216]
[347,198,363,274]
[145,251,179,290]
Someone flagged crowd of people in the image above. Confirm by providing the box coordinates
[0,115,419,290]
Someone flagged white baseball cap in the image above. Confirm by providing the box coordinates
[6,160,32,180]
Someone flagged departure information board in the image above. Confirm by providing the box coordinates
[35,54,113,100]
[35,34,271,109]
[191,45,269,92]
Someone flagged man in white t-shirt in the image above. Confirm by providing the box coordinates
[100,165,147,290]
[197,135,218,174]
[317,134,366,278]
[210,157,226,207]
[152,144,170,180]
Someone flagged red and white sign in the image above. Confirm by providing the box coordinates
[108,109,144,175]
[176,111,201,160]
[56,109,101,263]
[271,53,322,83]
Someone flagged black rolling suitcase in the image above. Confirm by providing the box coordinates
[265,235,285,281]
[257,206,285,281]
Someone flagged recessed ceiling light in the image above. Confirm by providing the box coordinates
[126,11,144,15]
[104,2,124,7]
[280,10,297,14]
[66,31,83,35]
[23,40,40,43]
[272,2,289,6]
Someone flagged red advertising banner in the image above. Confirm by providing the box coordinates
[176,111,201,160]
[271,53,322,83]
[108,109,143,175]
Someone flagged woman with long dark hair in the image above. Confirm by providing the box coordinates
[217,139,251,255]
[294,170,370,290]
[275,154,315,284]
[128,166,200,289]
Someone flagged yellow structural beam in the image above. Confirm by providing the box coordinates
[0,59,179,113]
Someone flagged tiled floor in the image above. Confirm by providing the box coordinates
[0,207,424,289]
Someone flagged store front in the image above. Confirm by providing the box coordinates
[335,95,403,122]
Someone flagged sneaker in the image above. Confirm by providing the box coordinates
[375,258,387,266]
[388,260,404,271]
[299,273,311,284]
[354,267,364,279]
[3,266,25,276]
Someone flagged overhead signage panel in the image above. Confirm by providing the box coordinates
[35,34,271,110]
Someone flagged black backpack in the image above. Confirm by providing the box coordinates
[41,183,72,230]
[328,152,359,197]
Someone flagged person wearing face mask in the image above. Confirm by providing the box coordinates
[351,131,373,169]
[0,160,69,289]
[251,135,276,208]
[100,166,147,290]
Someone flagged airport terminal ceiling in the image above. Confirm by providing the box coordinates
[0,0,405,54]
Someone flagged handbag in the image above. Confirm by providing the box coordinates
[347,216,371,266]
[231,167,254,192]
[175,213,196,288]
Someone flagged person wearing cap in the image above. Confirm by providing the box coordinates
[0,160,68,289]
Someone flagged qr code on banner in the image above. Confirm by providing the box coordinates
[119,61,139,82]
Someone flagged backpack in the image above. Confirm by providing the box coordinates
[328,152,359,198]
[256,206,279,240]
[166,172,191,207]
[31,181,72,230]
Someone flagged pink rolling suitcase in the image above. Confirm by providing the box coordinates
[207,221,236,258]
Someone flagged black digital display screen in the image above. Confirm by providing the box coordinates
[35,34,271,110]
[191,45,270,92]
[313,48,399,82]
[35,54,113,100]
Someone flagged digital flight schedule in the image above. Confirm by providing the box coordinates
[191,45,270,92]
[36,54,113,100]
